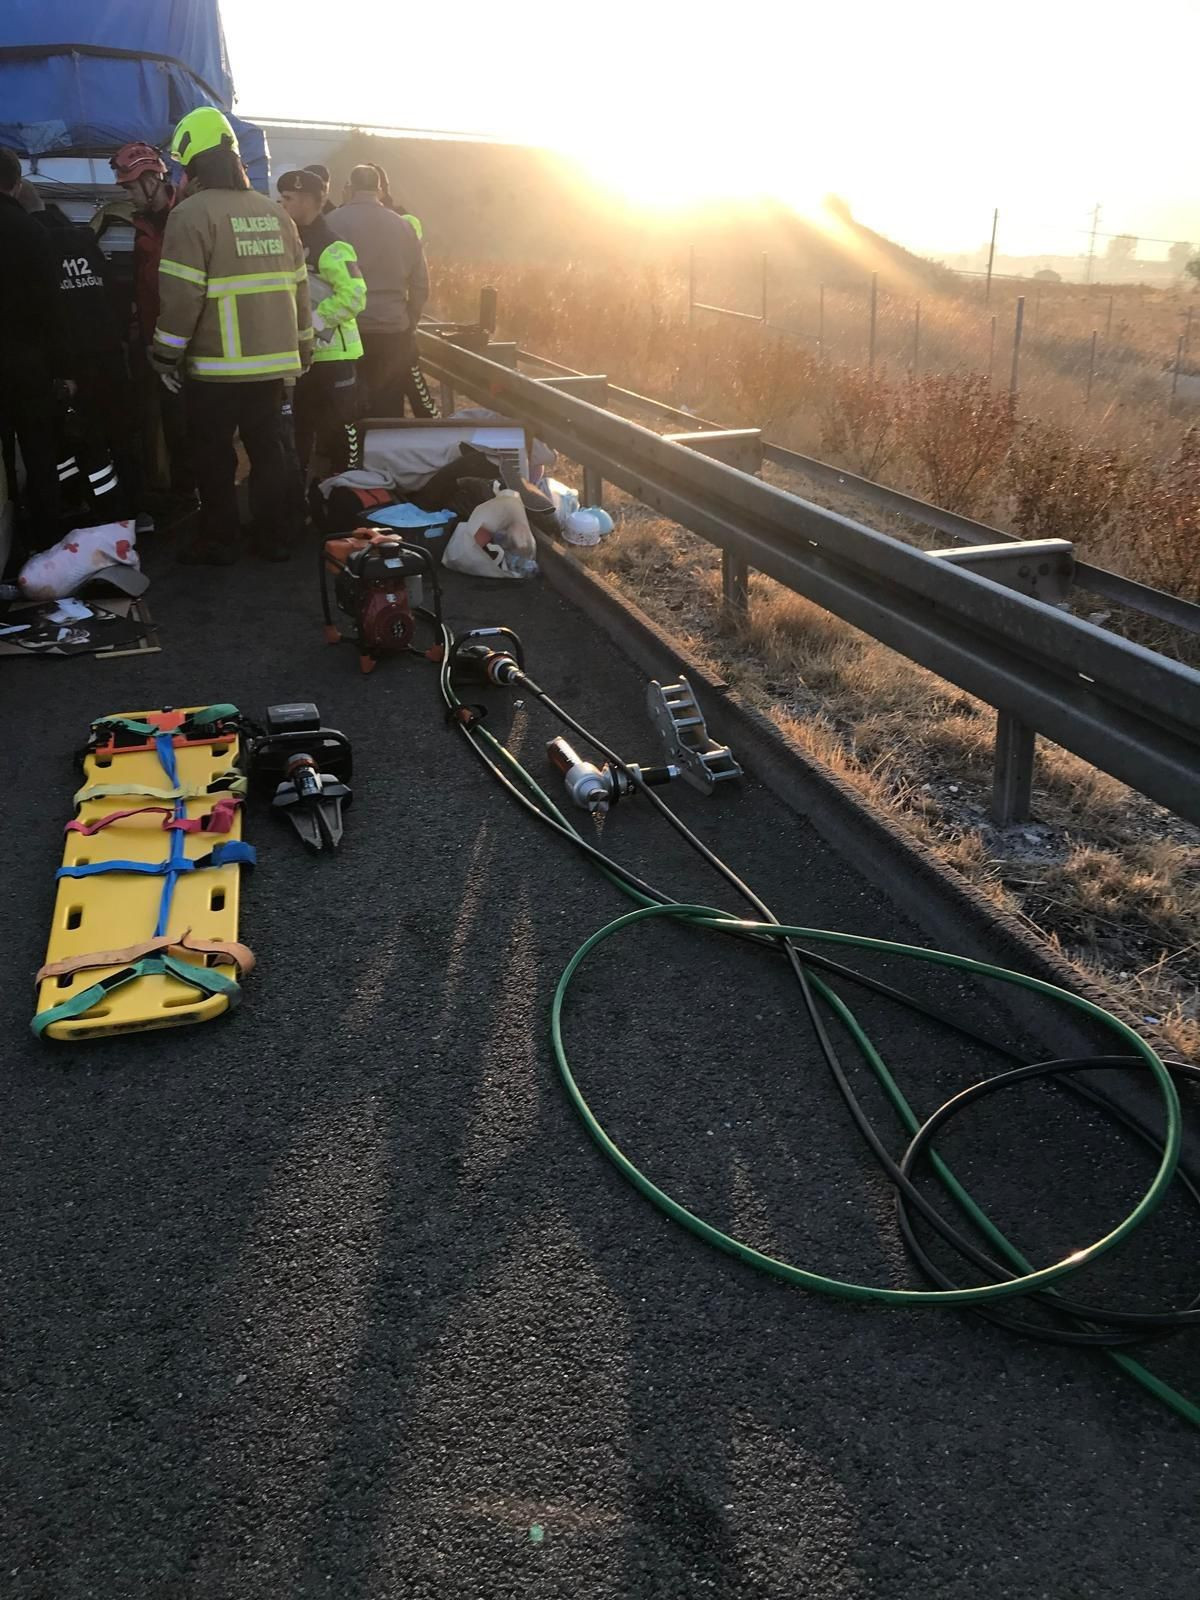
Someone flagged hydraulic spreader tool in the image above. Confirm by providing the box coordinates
[246,703,353,853]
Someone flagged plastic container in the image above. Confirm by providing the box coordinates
[504,554,539,578]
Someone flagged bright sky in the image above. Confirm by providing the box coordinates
[223,0,1200,261]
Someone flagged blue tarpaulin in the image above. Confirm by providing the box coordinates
[0,1,269,188]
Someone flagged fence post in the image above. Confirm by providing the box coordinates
[912,301,921,378]
[1085,329,1097,407]
[1106,294,1114,339]
[761,253,768,324]
[868,273,878,370]
[1009,295,1025,397]
[818,284,825,355]
[1171,333,1184,406]
[985,207,998,304]
[992,711,1035,826]
[688,245,695,326]
[478,285,498,334]
[987,314,997,382]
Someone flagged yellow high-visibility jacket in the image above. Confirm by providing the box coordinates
[153,185,312,382]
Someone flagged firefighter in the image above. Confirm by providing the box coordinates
[276,168,365,475]
[151,108,312,564]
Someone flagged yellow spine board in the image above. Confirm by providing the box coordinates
[36,709,246,1040]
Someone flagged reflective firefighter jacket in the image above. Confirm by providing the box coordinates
[153,186,312,382]
[297,213,365,365]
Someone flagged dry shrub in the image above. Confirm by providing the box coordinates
[1129,427,1200,601]
[891,374,1018,514]
[819,366,897,478]
[1004,422,1138,546]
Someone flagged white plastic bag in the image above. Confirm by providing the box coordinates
[443,490,538,580]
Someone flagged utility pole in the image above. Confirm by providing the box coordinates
[1085,202,1101,285]
[985,208,998,303]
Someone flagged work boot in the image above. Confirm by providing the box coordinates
[178,537,238,567]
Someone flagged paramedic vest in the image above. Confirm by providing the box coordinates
[153,186,312,382]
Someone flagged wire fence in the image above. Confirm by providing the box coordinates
[687,248,1199,414]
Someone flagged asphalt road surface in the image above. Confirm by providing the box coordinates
[1,529,1197,1600]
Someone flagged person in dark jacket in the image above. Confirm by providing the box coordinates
[31,198,141,522]
[303,163,336,216]
[108,141,192,501]
[330,164,438,418]
[0,145,66,551]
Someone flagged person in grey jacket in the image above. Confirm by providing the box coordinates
[329,164,437,417]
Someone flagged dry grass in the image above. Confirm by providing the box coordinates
[579,506,1199,1058]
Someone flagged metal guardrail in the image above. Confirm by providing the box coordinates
[418,330,1200,829]
[759,445,1200,637]
[517,348,1200,640]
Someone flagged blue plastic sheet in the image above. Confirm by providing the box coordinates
[368,505,458,529]
[0,1,270,189]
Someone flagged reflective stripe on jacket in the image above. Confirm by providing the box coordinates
[153,187,312,382]
[298,214,365,365]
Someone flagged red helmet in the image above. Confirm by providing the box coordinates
[110,142,167,184]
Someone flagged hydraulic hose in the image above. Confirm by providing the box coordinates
[437,627,1200,1426]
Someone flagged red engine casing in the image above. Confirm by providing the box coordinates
[357,583,414,654]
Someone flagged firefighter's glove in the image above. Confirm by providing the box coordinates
[149,346,184,394]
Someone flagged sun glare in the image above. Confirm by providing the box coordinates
[559,127,830,220]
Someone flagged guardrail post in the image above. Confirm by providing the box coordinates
[722,550,750,613]
[535,373,609,506]
[992,711,1035,825]
[930,537,1074,825]
[481,341,519,368]
[665,429,763,616]
[479,286,498,334]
